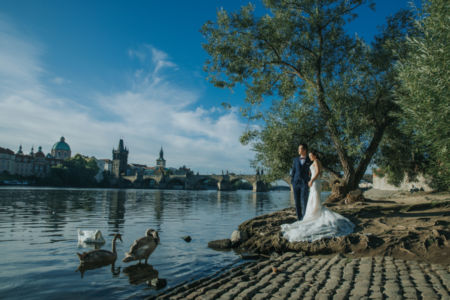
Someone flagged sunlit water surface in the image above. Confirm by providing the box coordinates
[0,188,327,299]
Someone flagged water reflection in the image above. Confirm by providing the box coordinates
[0,188,295,300]
[251,192,272,214]
[76,262,121,278]
[107,191,126,232]
[77,241,105,250]
[153,190,164,228]
[123,264,159,285]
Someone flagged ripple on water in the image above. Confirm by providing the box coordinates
[0,188,295,299]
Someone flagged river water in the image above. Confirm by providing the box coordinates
[0,187,325,299]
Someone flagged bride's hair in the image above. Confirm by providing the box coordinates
[309,149,320,159]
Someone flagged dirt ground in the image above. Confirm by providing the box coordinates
[154,190,450,299]
[232,189,450,265]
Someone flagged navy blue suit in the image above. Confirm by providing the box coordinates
[291,156,312,220]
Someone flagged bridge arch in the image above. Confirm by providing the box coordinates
[143,178,158,188]
[190,177,218,190]
[229,178,253,190]
[167,177,186,190]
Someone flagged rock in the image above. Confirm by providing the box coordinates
[231,230,240,245]
[434,220,449,226]
[148,278,167,289]
[344,189,364,204]
[182,235,192,242]
[270,252,280,259]
[240,253,261,260]
[231,230,249,246]
[208,239,232,250]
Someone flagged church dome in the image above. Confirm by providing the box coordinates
[52,136,71,152]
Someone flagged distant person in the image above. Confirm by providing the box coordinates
[281,149,354,242]
[290,143,312,220]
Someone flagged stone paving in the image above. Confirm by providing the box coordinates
[153,253,450,300]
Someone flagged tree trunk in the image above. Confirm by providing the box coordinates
[326,175,361,204]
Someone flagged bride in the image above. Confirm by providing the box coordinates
[281,150,355,242]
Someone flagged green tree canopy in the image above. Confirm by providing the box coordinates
[202,0,414,201]
[47,154,99,187]
[380,0,449,190]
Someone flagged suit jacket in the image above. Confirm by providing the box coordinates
[291,156,312,187]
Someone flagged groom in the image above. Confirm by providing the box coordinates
[291,143,312,220]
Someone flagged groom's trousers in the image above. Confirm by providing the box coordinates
[293,183,309,220]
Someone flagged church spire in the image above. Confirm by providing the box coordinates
[156,146,166,168]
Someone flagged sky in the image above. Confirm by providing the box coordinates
[0,0,420,174]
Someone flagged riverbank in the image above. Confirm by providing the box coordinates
[154,189,450,299]
[216,189,450,264]
[154,252,449,299]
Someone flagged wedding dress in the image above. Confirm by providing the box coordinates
[281,164,355,242]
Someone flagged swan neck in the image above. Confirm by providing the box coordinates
[112,237,117,254]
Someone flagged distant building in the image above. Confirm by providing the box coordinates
[100,159,112,173]
[112,139,128,178]
[13,145,59,177]
[172,165,193,176]
[14,147,34,177]
[156,147,166,168]
[33,146,48,177]
[372,170,433,192]
[127,163,147,176]
[0,147,15,174]
[51,136,71,160]
[143,166,157,176]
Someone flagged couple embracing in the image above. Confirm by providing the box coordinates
[281,144,354,242]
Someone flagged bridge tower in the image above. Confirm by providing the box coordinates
[217,177,232,191]
[112,139,128,178]
[253,168,268,192]
[252,180,268,192]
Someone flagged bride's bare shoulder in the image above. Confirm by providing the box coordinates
[315,160,322,172]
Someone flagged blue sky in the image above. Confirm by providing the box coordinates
[0,0,419,174]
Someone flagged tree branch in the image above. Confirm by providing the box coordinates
[354,121,388,183]
[320,2,365,30]
[315,27,354,182]
[322,165,341,179]
[283,1,314,18]
[260,37,313,85]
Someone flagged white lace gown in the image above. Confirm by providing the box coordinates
[281,164,355,242]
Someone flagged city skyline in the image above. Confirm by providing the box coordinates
[0,0,419,174]
[1,137,192,173]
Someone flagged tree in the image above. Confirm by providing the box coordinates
[202,0,413,201]
[46,154,99,187]
[386,0,449,190]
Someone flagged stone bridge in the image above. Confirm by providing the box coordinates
[122,172,291,192]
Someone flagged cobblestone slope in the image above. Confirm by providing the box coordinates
[154,252,449,300]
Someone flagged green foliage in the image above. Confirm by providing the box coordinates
[45,154,99,187]
[248,97,333,181]
[393,0,450,190]
[202,0,414,196]
[375,123,430,186]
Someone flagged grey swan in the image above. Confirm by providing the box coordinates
[123,229,159,264]
[77,233,122,265]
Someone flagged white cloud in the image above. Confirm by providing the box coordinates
[51,77,70,85]
[0,18,254,174]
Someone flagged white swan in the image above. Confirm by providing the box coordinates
[78,229,105,244]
